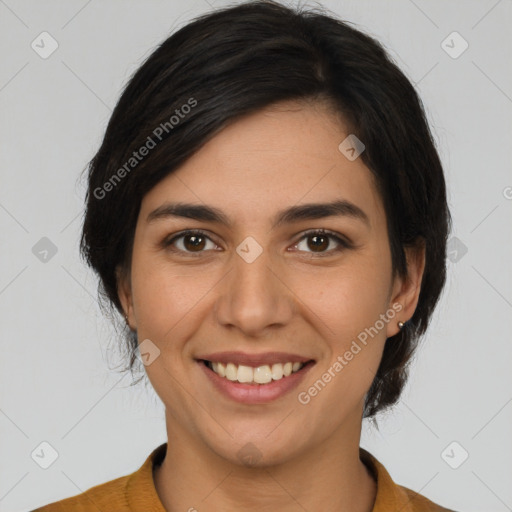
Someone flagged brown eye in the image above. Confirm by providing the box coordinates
[294,229,350,255]
[307,233,329,252]
[164,230,217,254]
[183,233,206,251]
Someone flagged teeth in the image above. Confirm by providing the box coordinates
[207,360,305,384]
[216,362,226,377]
[271,363,283,380]
[225,362,238,381]
[211,361,226,377]
[237,365,253,383]
[254,365,272,384]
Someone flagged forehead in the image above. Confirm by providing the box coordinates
[139,100,384,229]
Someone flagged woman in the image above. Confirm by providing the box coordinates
[34,1,455,510]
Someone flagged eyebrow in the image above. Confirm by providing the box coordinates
[146,199,370,229]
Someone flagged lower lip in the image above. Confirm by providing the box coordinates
[197,360,315,404]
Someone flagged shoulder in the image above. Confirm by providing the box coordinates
[360,448,459,512]
[31,443,167,512]
[31,473,130,511]
[399,485,459,512]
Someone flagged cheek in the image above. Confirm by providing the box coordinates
[297,255,392,342]
[130,253,219,343]
[292,252,392,403]
[295,270,389,423]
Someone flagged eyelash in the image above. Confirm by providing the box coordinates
[162,228,352,257]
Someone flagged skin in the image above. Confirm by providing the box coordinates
[117,99,425,512]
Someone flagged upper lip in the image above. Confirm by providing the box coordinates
[196,351,315,367]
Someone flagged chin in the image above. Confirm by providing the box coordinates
[204,427,310,469]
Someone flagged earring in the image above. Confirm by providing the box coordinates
[398,321,404,330]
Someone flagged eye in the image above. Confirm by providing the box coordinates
[292,229,351,255]
[163,228,351,257]
[163,229,218,254]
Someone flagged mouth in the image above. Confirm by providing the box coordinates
[195,352,316,404]
[199,359,312,385]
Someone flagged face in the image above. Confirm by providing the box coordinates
[118,100,424,466]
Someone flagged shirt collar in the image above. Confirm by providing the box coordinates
[360,447,415,511]
[125,442,167,512]
[125,443,419,511]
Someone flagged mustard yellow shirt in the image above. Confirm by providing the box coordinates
[33,443,456,511]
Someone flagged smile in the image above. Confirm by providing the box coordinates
[197,354,316,404]
[203,360,305,385]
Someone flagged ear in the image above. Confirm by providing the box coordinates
[116,265,136,330]
[386,241,426,338]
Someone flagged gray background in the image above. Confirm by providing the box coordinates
[1,0,511,511]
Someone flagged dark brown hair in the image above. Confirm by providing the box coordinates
[80,0,451,418]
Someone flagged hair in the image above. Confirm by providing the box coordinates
[79,0,451,418]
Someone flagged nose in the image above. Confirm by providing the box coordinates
[214,245,295,337]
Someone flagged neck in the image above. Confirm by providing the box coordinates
[154,410,377,512]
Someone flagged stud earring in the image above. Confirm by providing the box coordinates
[398,321,404,330]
